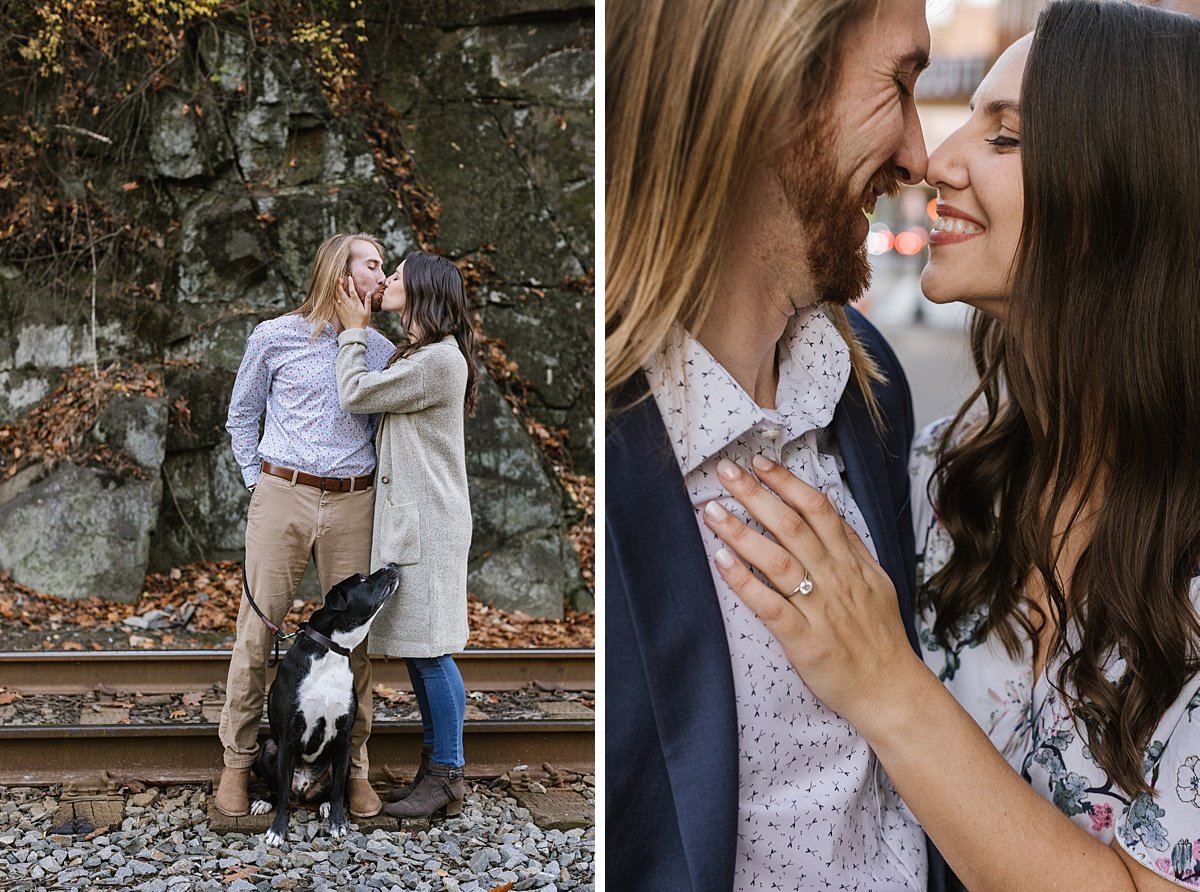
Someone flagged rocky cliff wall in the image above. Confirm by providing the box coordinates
[0,0,594,616]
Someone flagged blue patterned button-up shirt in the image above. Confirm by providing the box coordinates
[226,314,395,487]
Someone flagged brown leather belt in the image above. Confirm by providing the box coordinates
[260,461,374,493]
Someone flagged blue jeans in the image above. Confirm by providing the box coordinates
[405,656,466,768]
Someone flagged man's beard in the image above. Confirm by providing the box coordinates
[775,117,903,307]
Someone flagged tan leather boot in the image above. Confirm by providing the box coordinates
[348,777,383,817]
[214,766,251,817]
[383,763,464,819]
[386,746,433,802]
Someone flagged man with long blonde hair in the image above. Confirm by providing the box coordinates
[606,0,945,888]
[217,233,394,819]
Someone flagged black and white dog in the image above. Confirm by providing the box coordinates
[250,564,399,846]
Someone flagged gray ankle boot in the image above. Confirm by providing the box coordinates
[386,746,433,802]
[383,762,464,819]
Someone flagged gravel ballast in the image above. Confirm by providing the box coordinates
[0,784,595,891]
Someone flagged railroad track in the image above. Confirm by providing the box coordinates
[0,648,593,693]
[0,649,594,789]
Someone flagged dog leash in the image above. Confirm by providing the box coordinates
[240,563,352,666]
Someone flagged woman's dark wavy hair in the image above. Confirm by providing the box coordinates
[388,251,478,416]
[927,0,1200,797]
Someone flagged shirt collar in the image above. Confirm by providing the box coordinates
[645,306,851,475]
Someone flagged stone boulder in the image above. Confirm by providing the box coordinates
[149,365,245,570]
[150,447,249,571]
[0,463,162,602]
[469,528,579,619]
[0,393,167,601]
[466,375,560,546]
[92,394,168,471]
[161,365,237,453]
[464,375,583,617]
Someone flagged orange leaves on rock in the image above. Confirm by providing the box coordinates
[364,117,441,250]
[0,363,162,482]
[171,397,191,417]
[0,689,22,705]
[479,335,521,391]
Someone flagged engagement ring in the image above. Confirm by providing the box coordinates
[785,574,814,599]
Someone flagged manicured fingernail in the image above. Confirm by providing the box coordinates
[751,454,774,472]
[717,458,740,480]
[715,548,735,569]
[704,500,728,521]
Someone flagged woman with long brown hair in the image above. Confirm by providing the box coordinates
[703,2,1200,889]
[332,250,478,820]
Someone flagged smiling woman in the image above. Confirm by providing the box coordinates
[920,37,1028,319]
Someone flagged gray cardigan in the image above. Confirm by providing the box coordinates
[336,329,471,658]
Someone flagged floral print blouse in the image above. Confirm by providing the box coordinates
[912,418,1200,888]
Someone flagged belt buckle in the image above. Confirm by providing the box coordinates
[318,477,329,492]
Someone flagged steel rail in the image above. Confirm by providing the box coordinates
[0,648,594,693]
[0,719,594,788]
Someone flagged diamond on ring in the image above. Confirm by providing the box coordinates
[786,574,814,599]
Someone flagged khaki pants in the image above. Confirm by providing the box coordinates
[219,472,376,776]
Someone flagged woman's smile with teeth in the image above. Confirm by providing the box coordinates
[933,216,985,234]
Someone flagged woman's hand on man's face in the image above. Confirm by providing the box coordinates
[702,455,927,734]
[334,276,372,330]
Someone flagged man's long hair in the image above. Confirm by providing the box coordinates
[605,0,882,406]
[928,0,1200,797]
[390,251,479,417]
[293,232,384,338]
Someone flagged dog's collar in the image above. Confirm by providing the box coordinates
[298,622,353,658]
[241,562,354,664]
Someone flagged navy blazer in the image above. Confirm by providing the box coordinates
[605,308,945,892]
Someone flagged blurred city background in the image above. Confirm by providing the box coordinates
[862,0,1043,427]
